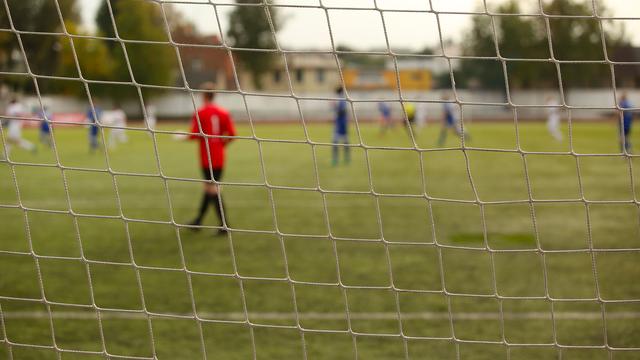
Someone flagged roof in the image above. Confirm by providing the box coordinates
[171,25,235,89]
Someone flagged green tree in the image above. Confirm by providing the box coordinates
[226,0,279,89]
[0,0,80,90]
[458,12,503,89]
[498,1,549,89]
[459,0,627,89]
[57,21,116,97]
[95,0,176,99]
[545,0,625,87]
[95,0,119,45]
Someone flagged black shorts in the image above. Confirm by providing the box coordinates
[202,168,223,182]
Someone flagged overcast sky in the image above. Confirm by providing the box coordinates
[80,0,640,50]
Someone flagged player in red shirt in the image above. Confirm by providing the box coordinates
[187,83,237,235]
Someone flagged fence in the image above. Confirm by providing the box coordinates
[15,88,633,124]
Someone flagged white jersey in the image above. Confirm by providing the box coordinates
[111,109,127,127]
[546,98,562,142]
[145,105,157,129]
[7,102,25,118]
[101,109,127,127]
[546,99,560,119]
[6,102,25,139]
[104,109,128,147]
[415,103,428,128]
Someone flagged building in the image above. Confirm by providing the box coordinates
[172,25,236,90]
[342,57,433,91]
[243,54,435,93]
[169,26,443,94]
[241,53,341,93]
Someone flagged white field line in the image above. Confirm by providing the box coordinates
[24,197,399,209]
[3,311,640,321]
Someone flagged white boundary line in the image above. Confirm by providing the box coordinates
[3,311,640,321]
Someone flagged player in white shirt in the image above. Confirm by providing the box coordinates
[3,98,35,157]
[546,95,563,142]
[104,103,128,149]
[415,102,428,130]
[145,104,157,130]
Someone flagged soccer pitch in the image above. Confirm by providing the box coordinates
[1,121,640,359]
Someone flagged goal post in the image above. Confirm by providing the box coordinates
[0,1,639,359]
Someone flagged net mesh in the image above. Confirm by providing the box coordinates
[0,0,639,359]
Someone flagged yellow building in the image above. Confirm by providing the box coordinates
[343,59,432,91]
[239,55,433,93]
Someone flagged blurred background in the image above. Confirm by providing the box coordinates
[2,0,640,123]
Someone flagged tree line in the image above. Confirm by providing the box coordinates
[0,0,627,98]
[453,0,628,90]
[0,0,279,99]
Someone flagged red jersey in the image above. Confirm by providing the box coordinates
[189,103,236,169]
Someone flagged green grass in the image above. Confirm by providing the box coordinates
[1,121,640,359]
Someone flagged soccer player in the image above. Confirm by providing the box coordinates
[415,102,428,130]
[145,104,157,131]
[619,92,634,153]
[437,95,468,146]
[378,101,393,135]
[106,103,128,149]
[403,101,417,136]
[86,103,102,152]
[332,86,350,166]
[187,83,236,235]
[38,105,53,148]
[4,98,36,157]
[545,95,562,142]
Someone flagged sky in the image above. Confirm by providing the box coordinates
[80,0,640,51]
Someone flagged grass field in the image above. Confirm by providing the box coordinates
[1,121,640,359]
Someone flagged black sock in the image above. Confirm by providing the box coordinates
[210,194,227,227]
[194,193,210,224]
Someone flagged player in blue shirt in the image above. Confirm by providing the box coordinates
[437,94,468,146]
[38,105,52,148]
[332,86,350,166]
[378,101,393,135]
[619,93,633,153]
[87,105,102,152]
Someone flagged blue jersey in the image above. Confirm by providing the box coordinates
[620,99,633,132]
[335,99,348,135]
[444,103,455,125]
[39,110,51,133]
[87,107,102,136]
[378,102,391,118]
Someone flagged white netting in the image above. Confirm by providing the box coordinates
[0,0,639,359]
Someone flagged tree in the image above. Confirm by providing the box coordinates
[0,0,80,91]
[95,0,176,99]
[545,0,626,87]
[57,21,116,97]
[226,0,280,89]
[458,11,503,90]
[418,46,435,56]
[95,0,118,45]
[497,1,549,89]
[459,0,627,89]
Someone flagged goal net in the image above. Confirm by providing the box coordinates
[0,0,639,359]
